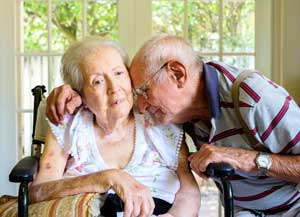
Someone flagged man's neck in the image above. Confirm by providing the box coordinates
[178,71,210,123]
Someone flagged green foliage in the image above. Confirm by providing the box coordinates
[152,0,255,67]
[152,0,185,36]
[24,1,48,51]
[23,0,254,67]
[187,1,220,52]
[23,0,118,52]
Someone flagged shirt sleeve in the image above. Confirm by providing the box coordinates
[249,85,300,154]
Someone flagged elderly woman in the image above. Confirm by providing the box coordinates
[29,37,200,217]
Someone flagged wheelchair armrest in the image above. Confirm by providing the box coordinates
[9,156,39,183]
[206,162,235,178]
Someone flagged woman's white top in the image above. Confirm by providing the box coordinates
[48,107,184,203]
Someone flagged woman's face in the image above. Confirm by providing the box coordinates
[81,46,133,123]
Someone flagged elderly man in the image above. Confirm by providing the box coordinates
[47,35,300,216]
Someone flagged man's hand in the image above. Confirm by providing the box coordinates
[46,84,82,125]
[110,170,155,217]
[188,144,258,177]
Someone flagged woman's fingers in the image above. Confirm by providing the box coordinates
[113,171,154,216]
[132,198,142,217]
[139,194,155,217]
[123,197,133,217]
[123,187,154,217]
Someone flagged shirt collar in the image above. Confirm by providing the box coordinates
[202,63,221,118]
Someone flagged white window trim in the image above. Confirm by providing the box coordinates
[255,0,273,79]
[122,0,260,67]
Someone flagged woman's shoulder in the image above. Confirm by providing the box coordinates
[132,108,183,169]
[47,107,93,146]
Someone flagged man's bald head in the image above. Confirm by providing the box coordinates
[130,34,202,83]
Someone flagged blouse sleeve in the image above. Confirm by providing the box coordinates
[47,113,73,151]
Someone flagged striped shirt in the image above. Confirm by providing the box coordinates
[190,61,300,211]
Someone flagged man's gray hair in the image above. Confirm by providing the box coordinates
[132,34,203,83]
[61,37,129,92]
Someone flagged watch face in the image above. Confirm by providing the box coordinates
[258,155,269,167]
[257,153,271,169]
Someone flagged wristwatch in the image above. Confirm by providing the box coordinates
[255,152,272,176]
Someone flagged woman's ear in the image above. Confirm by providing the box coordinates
[166,60,187,88]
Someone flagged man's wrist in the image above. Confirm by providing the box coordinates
[255,152,272,176]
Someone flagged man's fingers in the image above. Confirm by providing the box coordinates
[197,171,209,180]
[66,94,82,114]
[46,103,60,125]
[188,153,195,161]
[55,91,70,120]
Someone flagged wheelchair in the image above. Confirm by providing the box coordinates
[9,85,235,217]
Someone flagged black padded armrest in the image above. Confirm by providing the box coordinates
[9,156,39,183]
[206,162,235,178]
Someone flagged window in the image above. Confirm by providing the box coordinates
[16,0,119,157]
[152,0,255,68]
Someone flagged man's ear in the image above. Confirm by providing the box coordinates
[167,60,187,88]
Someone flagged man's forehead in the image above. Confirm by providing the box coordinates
[129,62,148,86]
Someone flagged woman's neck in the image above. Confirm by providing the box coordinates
[93,112,134,142]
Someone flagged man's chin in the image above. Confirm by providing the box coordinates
[153,113,173,125]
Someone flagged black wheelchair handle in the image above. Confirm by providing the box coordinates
[206,162,235,178]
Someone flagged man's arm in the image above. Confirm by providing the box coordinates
[164,142,200,217]
[46,84,82,125]
[189,144,300,183]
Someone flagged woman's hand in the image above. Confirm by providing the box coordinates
[109,170,155,217]
[158,213,174,217]
[46,84,82,125]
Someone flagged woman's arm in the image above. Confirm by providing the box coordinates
[29,128,155,217]
[163,141,200,217]
[29,128,116,203]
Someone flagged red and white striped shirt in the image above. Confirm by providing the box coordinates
[192,61,300,212]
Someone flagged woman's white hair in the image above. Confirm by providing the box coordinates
[61,36,129,92]
[132,34,202,83]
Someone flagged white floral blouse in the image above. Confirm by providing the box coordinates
[48,107,184,204]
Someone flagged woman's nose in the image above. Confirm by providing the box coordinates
[137,96,149,113]
[108,87,120,95]
[107,79,120,95]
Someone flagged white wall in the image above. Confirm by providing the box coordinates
[272,0,300,102]
[282,0,300,102]
[0,0,17,195]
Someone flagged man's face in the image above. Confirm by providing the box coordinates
[130,61,185,124]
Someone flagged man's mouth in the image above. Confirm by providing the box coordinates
[147,106,158,114]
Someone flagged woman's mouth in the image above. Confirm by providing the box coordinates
[111,98,125,107]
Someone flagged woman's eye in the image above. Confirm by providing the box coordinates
[115,71,123,76]
[93,79,102,86]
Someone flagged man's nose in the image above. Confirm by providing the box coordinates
[137,96,149,113]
